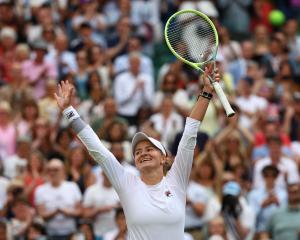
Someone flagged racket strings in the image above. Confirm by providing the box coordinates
[167,12,217,63]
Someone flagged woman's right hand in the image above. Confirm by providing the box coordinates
[54,80,75,111]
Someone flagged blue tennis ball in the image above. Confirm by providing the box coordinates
[269,10,285,26]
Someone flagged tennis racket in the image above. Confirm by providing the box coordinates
[164,9,235,117]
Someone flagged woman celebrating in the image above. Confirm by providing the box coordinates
[54,65,220,240]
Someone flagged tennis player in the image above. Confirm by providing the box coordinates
[55,65,220,240]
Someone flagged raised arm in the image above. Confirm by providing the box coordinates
[167,65,220,190]
[54,81,126,190]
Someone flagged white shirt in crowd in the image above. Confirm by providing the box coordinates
[185,181,214,229]
[113,71,154,116]
[35,181,82,236]
[83,183,120,237]
[149,111,184,148]
[76,117,199,240]
[253,156,300,189]
[236,95,268,129]
[0,176,9,210]
[153,90,192,112]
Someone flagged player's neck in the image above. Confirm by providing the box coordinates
[141,170,164,185]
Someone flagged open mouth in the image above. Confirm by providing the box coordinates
[140,158,151,163]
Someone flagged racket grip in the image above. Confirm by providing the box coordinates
[212,81,235,117]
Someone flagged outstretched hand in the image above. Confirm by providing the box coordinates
[54,80,75,111]
[202,63,220,93]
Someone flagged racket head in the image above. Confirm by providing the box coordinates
[164,9,219,69]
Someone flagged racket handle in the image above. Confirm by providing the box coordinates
[212,81,235,117]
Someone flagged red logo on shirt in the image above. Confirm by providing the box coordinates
[165,190,172,197]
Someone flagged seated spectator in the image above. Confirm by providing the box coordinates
[11,196,35,240]
[83,172,120,240]
[185,158,219,240]
[77,71,107,124]
[26,220,47,240]
[91,97,128,139]
[35,159,82,239]
[113,36,154,77]
[142,95,184,149]
[253,134,299,189]
[220,181,255,240]
[66,146,96,193]
[236,77,268,130]
[205,215,228,240]
[248,165,287,237]
[21,40,57,100]
[22,150,46,207]
[252,118,292,161]
[113,52,154,126]
[0,101,17,159]
[103,207,128,240]
[0,219,8,240]
[3,136,30,179]
[266,182,300,240]
[153,71,191,117]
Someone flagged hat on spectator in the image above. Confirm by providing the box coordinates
[0,27,16,41]
[222,181,241,196]
[131,132,167,157]
[198,1,219,18]
[31,39,48,53]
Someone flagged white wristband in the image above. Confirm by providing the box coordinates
[63,106,80,124]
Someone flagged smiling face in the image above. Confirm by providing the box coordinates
[134,140,165,174]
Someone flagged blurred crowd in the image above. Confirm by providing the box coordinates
[0,0,300,240]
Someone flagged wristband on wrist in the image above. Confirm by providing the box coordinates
[63,106,80,123]
[197,91,213,101]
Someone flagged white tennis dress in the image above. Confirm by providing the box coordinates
[76,117,199,240]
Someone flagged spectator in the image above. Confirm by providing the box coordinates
[103,207,128,240]
[253,134,299,189]
[11,196,35,240]
[266,182,300,240]
[73,49,91,100]
[185,158,219,240]
[83,172,120,240]
[153,71,191,117]
[21,40,58,99]
[113,36,154,76]
[143,95,184,149]
[113,52,154,126]
[221,181,255,240]
[77,71,107,124]
[26,220,47,240]
[22,150,46,207]
[91,97,128,138]
[0,101,17,159]
[248,165,287,236]
[3,136,30,180]
[15,99,39,138]
[35,159,82,239]
[46,33,78,79]
[66,146,96,193]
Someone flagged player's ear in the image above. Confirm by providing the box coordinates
[160,155,167,165]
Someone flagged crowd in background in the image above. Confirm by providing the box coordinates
[0,0,300,239]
